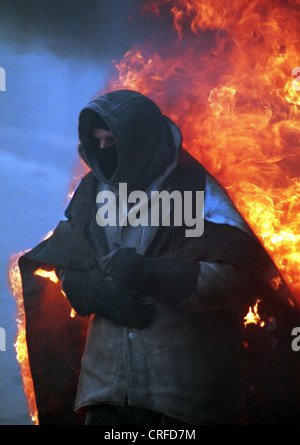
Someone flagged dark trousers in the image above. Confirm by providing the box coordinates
[85,404,190,426]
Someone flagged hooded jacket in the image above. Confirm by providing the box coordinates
[18,90,300,425]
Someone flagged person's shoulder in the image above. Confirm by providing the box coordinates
[64,171,96,223]
[173,149,208,191]
[69,171,96,198]
[177,149,208,176]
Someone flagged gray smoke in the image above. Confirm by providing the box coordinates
[0,0,168,62]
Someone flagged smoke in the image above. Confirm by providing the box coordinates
[0,0,170,62]
[1,1,165,425]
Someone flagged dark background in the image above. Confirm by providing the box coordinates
[0,0,173,425]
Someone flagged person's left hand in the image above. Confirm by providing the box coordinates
[106,247,200,307]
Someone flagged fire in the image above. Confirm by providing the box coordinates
[34,268,59,284]
[8,252,39,425]
[34,268,76,318]
[8,258,77,425]
[244,299,265,328]
[106,0,300,305]
[8,0,300,424]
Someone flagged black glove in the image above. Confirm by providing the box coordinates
[106,248,200,307]
[103,248,144,291]
[57,267,156,328]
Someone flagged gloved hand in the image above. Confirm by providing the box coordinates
[103,247,144,291]
[57,267,156,328]
[105,248,200,307]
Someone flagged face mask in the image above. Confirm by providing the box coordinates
[96,144,119,180]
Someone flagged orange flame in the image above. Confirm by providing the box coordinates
[8,0,300,424]
[244,299,265,328]
[8,258,77,425]
[34,268,59,284]
[8,252,39,425]
[107,0,300,305]
[34,268,76,318]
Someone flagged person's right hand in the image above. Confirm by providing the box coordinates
[58,267,156,328]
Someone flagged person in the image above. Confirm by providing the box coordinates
[18,90,299,426]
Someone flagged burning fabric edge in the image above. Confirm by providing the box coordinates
[7,230,56,425]
[8,251,39,426]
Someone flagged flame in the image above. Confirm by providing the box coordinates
[244,299,265,328]
[34,268,59,284]
[34,268,76,318]
[107,0,300,305]
[8,0,300,424]
[8,258,77,425]
[8,252,39,425]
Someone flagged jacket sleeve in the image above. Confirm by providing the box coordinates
[180,261,257,312]
[55,265,111,316]
[177,172,257,312]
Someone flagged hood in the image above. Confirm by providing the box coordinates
[78,90,181,190]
